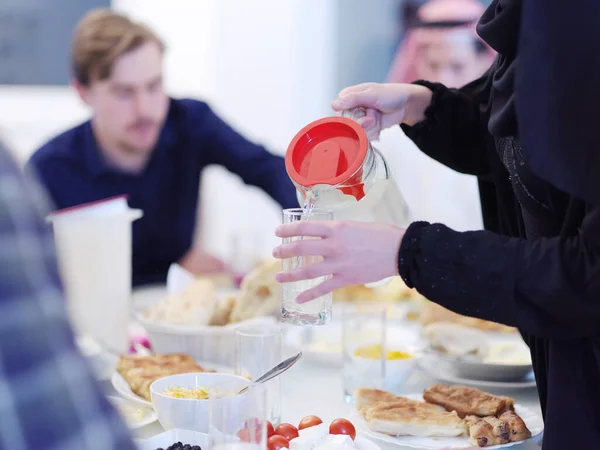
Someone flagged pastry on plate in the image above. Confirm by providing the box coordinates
[420,302,517,333]
[355,388,444,416]
[362,399,467,437]
[117,353,212,401]
[143,278,218,326]
[465,415,511,447]
[499,410,532,442]
[465,410,532,447]
[423,384,514,418]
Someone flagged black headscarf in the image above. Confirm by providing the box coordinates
[476,0,521,137]
[476,0,600,206]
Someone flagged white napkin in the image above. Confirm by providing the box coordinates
[166,263,196,295]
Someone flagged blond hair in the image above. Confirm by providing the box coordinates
[71,9,164,85]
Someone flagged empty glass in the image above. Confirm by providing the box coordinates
[209,383,268,450]
[341,303,387,403]
[235,324,282,427]
[280,208,333,326]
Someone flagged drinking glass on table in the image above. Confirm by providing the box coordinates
[342,303,387,403]
[280,208,334,326]
[235,324,282,427]
[209,383,268,450]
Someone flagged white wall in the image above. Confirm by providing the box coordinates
[0,0,339,267]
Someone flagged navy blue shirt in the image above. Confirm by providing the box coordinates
[27,98,298,286]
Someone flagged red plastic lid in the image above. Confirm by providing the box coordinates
[286,116,368,188]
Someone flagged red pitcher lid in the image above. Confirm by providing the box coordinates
[286,116,368,188]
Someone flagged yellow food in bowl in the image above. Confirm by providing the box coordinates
[162,386,233,400]
[354,344,413,360]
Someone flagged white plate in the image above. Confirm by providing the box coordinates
[108,396,158,430]
[352,394,543,449]
[138,429,379,450]
[111,361,234,407]
[355,435,382,450]
[137,429,209,449]
[418,357,537,390]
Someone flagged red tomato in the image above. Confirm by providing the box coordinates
[268,435,290,450]
[298,415,323,430]
[242,418,274,440]
[329,418,356,441]
[236,429,252,443]
[267,421,276,438]
[275,423,299,441]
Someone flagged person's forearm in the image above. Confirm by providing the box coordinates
[402,84,433,126]
[400,78,491,176]
[398,222,600,340]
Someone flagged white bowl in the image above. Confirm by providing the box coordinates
[134,302,277,366]
[150,372,251,433]
[383,356,420,392]
[351,352,421,394]
[137,429,210,450]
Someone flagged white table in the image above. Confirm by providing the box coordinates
[104,345,543,450]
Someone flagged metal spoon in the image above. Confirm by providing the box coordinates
[237,352,302,395]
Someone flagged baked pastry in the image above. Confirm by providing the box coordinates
[465,415,511,447]
[117,353,212,401]
[420,302,517,333]
[144,278,218,325]
[423,384,514,418]
[210,295,237,326]
[499,410,532,442]
[362,400,467,437]
[230,259,280,322]
[354,388,409,410]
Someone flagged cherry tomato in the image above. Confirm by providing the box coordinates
[275,423,299,441]
[243,418,275,439]
[268,435,290,450]
[298,415,323,430]
[236,429,252,443]
[267,420,276,438]
[329,418,356,441]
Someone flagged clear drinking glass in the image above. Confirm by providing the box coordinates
[280,208,333,326]
[235,324,282,427]
[209,383,268,450]
[341,303,387,404]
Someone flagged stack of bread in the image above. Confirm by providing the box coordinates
[144,259,280,326]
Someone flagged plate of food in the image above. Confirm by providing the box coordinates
[422,322,533,382]
[265,415,381,450]
[111,352,233,407]
[351,385,543,449]
[107,395,157,429]
[133,261,280,366]
[418,357,537,390]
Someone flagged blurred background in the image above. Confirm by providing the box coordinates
[0,0,493,262]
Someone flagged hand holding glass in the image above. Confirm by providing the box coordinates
[280,208,333,325]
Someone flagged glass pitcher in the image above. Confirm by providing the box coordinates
[286,108,411,227]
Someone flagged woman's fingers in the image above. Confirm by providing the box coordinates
[295,276,346,304]
[275,261,331,284]
[332,85,380,112]
[273,239,332,259]
[275,222,332,239]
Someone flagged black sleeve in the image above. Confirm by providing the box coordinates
[398,206,600,340]
[400,69,494,177]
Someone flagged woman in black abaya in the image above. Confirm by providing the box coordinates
[274,1,600,448]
